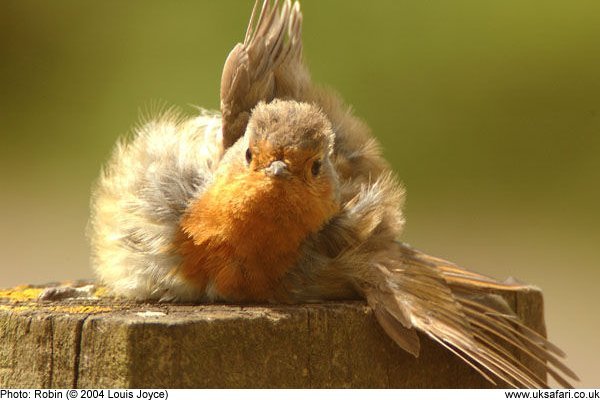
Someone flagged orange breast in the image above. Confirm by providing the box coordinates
[177,169,338,302]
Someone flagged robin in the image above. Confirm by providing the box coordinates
[89,0,577,388]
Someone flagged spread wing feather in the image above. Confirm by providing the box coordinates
[366,242,579,388]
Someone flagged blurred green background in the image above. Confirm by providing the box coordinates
[1,0,598,387]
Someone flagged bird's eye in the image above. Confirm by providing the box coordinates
[245,148,252,164]
[311,160,322,176]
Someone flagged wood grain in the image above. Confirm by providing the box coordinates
[0,283,546,388]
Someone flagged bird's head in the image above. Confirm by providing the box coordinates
[242,100,338,202]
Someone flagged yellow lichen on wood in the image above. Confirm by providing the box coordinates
[0,286,44,302]
[0,283,115,314]
[93,286,110,298]
[50,305,113,314]
[0,303,113,314]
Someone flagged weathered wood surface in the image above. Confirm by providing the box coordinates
[0,282,546,388]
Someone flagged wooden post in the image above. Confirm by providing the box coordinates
[0,283,546,388]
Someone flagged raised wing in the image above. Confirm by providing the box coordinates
[220,0,306,149]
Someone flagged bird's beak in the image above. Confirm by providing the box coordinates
[264,160,290,178]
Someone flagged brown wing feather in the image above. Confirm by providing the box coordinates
[372,241,580,388]
[394,244,566,385]
[220,0,306,149]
